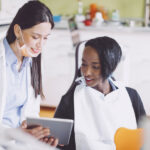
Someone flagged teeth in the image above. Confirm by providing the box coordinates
[86,78,92,81]
[32,49,40,53]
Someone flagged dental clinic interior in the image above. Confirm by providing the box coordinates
[0,0,150,149]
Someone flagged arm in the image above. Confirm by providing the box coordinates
[54,96,70,119]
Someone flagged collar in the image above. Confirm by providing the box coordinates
[3,38,18,66]
[109,78,117,91]
[3,38,32,67]
[75,76,117,91]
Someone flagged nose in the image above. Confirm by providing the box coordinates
[37,38,44,49]
[84,66,92,77]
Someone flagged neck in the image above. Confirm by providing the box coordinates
[10,40,23,63]
[95,79,111,95]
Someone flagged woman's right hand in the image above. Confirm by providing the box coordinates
[21,120,50,139]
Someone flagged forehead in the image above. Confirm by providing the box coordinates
[24,22,52,35]
[82,46,100,62]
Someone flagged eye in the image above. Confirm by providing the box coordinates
[44,37,48,40]
[32,36,39,39]
[92,66,100,69]
[81,63,87,67]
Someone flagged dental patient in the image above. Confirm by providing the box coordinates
[54,36,146,150]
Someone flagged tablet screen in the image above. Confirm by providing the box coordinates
[26,117,73,145]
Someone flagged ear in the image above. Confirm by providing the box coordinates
[14,24,21,39]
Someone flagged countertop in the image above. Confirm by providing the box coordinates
[1,20,150,36]
[0,20,150,40]
[54,19,150,32]
[78,25,150,33]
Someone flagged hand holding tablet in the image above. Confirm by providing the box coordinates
[26,117,73,145]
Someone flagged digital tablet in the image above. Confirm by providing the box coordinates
[26,117,74,145]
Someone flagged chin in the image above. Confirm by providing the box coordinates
[86,83,95,87]
[28,51,40,57]
[30,54,39,57]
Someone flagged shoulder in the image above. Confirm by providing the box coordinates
[54,83,77,119]
[126,87,145,110]
[0,38,5,57]
[126,87,143,106]
[61,83,77,105]
[126,87,140,101]
[126,87,137,94]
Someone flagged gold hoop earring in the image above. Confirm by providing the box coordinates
[16,37,21,41]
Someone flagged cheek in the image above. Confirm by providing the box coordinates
[23,34,34,46]
[26,38,36,47]
[80,68,83,74]
[94,70,102,79]
[80,67,86,76]
[43,39,47,45]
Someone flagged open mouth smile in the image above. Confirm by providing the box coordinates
[31,48,40,53]
[85,78,93,83]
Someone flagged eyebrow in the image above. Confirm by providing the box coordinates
[82,59,100,64]
[31,32,50,36]
[92,62,100,64]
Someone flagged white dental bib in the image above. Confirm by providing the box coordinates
[74,78,137,150]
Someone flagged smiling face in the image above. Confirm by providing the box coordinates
[81,46,104,88]
[15,22,52,57]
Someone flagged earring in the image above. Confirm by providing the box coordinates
[16,37,21,41]
[16,37,19,40]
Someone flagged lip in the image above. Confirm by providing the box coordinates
[85,78,93,84]
[31,48,40,54]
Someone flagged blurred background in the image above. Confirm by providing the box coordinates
[0,0,150,117]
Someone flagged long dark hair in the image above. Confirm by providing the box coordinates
[6,1,54,99]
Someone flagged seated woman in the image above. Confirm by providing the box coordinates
[54,36,146,150]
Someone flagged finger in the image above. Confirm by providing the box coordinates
[22,126,50,140]
[21,120,27,128]
[39,138,44,142]
[43,128,50,136]
[30,126,43,134]
[47,137,54,145]
[43,137,49,143]
[59,144,64,147]
[51,138,59,147]
[23,126,43,136]
[33,128,50,139]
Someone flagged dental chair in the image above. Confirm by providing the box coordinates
[114,127,144,150]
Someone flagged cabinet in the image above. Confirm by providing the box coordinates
[41,29,74,107]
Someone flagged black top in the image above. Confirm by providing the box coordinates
[54,83,146,150]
